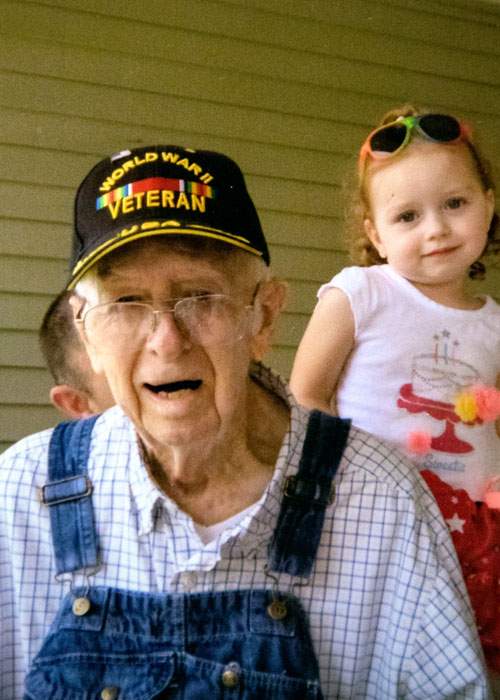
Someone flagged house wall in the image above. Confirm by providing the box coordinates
[1,0,500,450]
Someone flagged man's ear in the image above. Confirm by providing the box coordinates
[364,218,387,259]
[50,384,95,420]
[68,294,104,374]
[250,279,288,361]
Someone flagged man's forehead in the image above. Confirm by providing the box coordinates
[94,237,257,288]
[91,251,250,299]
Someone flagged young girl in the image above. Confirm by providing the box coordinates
[290,106,500,676]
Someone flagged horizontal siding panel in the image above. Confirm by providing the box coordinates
[0,71,390,153]
[262,212,343,250]
[13,0,500,79]
[3,70,500,164]
[274,312,311,348]
[0,292,53,331]
[266,346,296,380]
[0,219,72,259]
[0,36,398,126]
[0,367,53,405]
[0,143,96,190]
[272,247,347,283]
[252,178,341,219]
[1,330,44,367]
[0,256,68,295]
[287,280,323,314]
[227,0,500,55]
[0,181,71,223]
[1,29,500,124]
[390,0,500,28]
[0,404,58,444]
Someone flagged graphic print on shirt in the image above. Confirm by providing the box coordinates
[397,330,481,455]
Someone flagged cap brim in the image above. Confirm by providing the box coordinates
[67,222,264,289]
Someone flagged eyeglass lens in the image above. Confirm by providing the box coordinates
[84,296,250,349]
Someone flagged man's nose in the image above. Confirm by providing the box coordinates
[145,309,191,355]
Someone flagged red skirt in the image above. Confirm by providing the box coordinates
[422,470,500,673]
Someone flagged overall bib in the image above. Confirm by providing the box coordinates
[24,411,350,700]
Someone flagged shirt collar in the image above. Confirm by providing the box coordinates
[128,362,310,542]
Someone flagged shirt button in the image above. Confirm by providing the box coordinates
[100,688,119,700]
[221,662,241,688]
[180,571,198,591]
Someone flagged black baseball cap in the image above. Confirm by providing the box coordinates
[68,145,269,288]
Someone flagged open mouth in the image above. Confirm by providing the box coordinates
[145,379,202,394]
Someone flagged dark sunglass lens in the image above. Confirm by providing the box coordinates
[369,123,407,154]
[419,114,461,142]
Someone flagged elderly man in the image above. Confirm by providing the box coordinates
[0,145,490,699]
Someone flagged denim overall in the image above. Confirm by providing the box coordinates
[25,411,350,700]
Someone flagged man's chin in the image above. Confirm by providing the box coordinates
[138,414,217,453]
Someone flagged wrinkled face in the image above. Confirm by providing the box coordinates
[76,240,271,453]
[364,142,495,298]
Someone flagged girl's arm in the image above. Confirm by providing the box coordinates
[290,287,355,414]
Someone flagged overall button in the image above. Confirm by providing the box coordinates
[267,598,287,620]
[179,571,198,591]
[72,596,91,616]
[221,662,241,688]
[101,688,119,700]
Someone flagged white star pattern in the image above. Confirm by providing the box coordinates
[446,513,466,533]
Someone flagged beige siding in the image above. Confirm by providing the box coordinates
[1,0,499,449]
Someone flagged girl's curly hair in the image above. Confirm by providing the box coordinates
[344,104,499,279]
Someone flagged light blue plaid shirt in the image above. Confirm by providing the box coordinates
[0,365,490,698]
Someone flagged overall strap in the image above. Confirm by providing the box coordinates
[42,416,100,575]
[268,410,350,577]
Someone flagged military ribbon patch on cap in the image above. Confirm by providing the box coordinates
[96,177,215,210]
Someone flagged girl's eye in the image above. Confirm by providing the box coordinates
[446,197,466,210]
[397,210,416,223]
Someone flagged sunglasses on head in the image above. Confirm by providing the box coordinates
[358,114,471,172]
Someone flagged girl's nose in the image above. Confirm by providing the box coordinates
[425,211,450,239]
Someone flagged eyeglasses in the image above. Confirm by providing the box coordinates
[77,294,256,351]
[358,114,470,172]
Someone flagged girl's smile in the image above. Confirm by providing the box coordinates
[364,141,495,308]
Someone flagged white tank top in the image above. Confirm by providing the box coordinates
[319,265,500,501]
